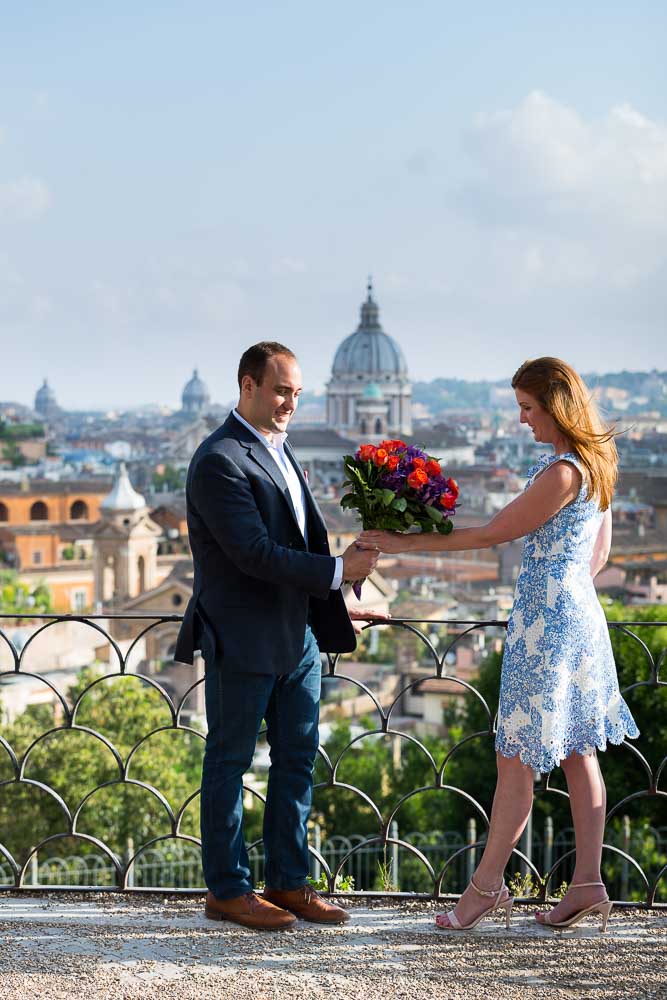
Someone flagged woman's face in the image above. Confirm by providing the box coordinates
[515,388,559,444]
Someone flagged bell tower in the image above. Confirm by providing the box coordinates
[91,463,161,605]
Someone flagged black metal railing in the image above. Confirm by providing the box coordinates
[0,612,665,906]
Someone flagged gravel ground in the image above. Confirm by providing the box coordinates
[1,893,666,1000]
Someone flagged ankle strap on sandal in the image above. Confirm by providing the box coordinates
[570,881,605,888]
[470,875,504,898]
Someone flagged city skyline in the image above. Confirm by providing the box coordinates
[1,3,666,409]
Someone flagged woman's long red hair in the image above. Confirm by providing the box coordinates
[512,357,617,511]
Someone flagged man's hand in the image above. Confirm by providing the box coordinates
[341,542,379,582]
[348,607,392,635]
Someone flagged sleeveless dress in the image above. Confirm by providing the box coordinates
[495,451,639,773]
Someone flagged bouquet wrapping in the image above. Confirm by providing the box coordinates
[340,438,459,597]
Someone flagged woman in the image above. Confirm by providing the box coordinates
[359,357,639,931]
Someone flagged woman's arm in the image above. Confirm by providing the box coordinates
[590,507,612,578]
[359,460,582,554]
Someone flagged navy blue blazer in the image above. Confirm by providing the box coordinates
[174,412,357,673]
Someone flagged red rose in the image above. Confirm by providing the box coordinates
[374,448,389,466]
[440,493,457,510]
[412,457,426,470]
[407,469,429,489]
[358,444,376,462]
[426,459,441,477]
[386,455,400,471]
[447,477,459,497]
[393,440,407,450]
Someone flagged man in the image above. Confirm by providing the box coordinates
[175,342,380,931]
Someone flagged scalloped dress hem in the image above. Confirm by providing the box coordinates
[494,724,640,775]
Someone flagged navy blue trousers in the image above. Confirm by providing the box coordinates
[200,625,321,899]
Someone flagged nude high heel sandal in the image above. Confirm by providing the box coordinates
[435,876,514,931]
[538,881,613,932]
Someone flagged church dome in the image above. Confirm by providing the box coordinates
[101,463,146,512]
[332,282,408,378]
[182,369,210,412]
[34,379,58,416]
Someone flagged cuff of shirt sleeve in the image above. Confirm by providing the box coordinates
[330,556,344,591]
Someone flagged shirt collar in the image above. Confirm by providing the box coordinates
[232,408,288,450]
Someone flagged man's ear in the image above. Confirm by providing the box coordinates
[240,374,256,396]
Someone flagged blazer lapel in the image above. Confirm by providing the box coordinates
[224,412,312,540]
[244,438,302,532]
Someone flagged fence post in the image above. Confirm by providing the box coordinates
[30,849,38,886]
[621,815,631,900]
[126,837,135,889]
[311,823,321,883]
[520,806,533,877]
[543,816,553,881]
[466,818,476,885]
[390,820,399,889]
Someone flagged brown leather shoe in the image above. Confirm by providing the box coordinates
[205,890,296,930]
[263,885,350,924]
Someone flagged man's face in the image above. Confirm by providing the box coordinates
[242,354,303,436]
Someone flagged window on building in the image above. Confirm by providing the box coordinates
[70,500,89,520]
[71,590,87,612]
[32,551,42,565]
[0,502,8,522]
[30,501,49,521]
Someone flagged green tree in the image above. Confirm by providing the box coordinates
[313,717,450,837]
[0,571,53,614]
[152,464,185,491]
[1,442,26,468]
[0,666,204,877]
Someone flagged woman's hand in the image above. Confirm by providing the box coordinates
[357,530,411,554]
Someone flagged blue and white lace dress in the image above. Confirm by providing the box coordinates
[495,451,639,773]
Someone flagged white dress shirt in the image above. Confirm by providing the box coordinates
[232,410,343,590]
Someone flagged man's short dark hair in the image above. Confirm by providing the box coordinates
[237,342,297,389]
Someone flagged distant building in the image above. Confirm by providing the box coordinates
[0,467,176,612]
[326,281,412,440]
[406,424,475,466]
[91,463,161,604]
[0,477,112,611]
[34,379,60,421]
[181,369,210,416]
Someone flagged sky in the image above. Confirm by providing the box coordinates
[1,2,666,411]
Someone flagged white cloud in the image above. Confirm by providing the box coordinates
[467,91,667,233]
[0,177,51,221]
[457,92,667,295]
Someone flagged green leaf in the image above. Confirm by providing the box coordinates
[392,496,407,512]
[340,494,358,509]
[436,519,454,534]
[424,504,444,522]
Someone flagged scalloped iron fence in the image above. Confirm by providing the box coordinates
[0,612,665,906]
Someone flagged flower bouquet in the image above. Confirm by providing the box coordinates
[340,438,459,597]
